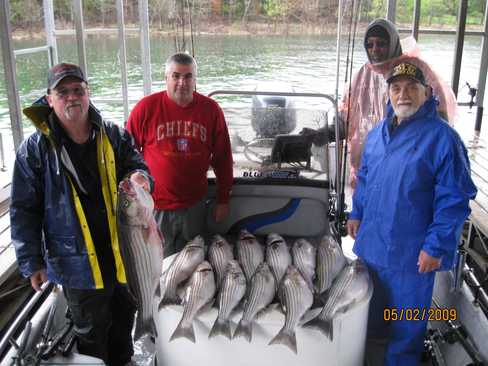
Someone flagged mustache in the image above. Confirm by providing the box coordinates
[66,103,82,108]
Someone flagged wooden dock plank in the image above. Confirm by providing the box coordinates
[470,200,488,237]
[470,159,488,180]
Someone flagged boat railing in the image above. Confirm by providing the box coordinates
[208,90,345,235]
[0,282,53,360]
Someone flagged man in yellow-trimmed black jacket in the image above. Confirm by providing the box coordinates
[11,63,151,366]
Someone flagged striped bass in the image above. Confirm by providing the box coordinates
[236,229,264,284]
[159,236,205,308]
[233,262,276,342]
[303,260,370,341]
[266,233,291,286]
[292,238,316,292]
[170,261,216,343]
[269,266,313,354]
[117,179,164,340]
[315,234,346,294]
[209,260,246,339]
[208,234,234,289]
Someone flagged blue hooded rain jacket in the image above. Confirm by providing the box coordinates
[350,96,476,272]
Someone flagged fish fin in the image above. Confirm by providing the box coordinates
[153,278,161,299]
[312,294,326,309]
[158,295,179,310]
[233,320,252,342]
[197,299,215,316]
[169,321,195,343]
[256,303,279,319]
[268,327,297,354]
[299,308,322,325]
[151,317,159,339]
[142,227,150,244]
[304,276,315,294]
[302,317,333,341]
[208,318,232,340]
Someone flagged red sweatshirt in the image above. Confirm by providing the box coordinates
[126,91,233,210]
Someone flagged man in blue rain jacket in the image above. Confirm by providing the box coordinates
[347,62,477,366]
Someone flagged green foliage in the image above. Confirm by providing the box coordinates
[6,0,487,29]
[9,0,41,27]
[364,0,484,26]
[262,0,287,18]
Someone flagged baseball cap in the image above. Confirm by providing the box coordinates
[386,62,426,86]
[47,63,87,91]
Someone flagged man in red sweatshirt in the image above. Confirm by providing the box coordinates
[126,53,233,256]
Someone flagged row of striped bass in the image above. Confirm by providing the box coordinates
[209,260,247,339]
[170,261,216,343]
[117,179,164,340]
[304,260,371,341]
[260,233,346,296]
[159,236,205,307]
[269,266,314,354]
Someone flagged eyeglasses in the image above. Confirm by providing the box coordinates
[53,85,88,98]
[365,40,388,49]
[170,72,194,81]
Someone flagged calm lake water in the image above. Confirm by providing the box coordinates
[0,33,486,167]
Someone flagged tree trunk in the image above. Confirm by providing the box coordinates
[211,0,222,17]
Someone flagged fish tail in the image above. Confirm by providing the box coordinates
[208,318,232,340]
[233,320,252,342]
[303,317,333,340]
[169,320,195,343]
[268,327,297,354]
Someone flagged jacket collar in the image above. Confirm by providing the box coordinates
[23,95,104,141]
[385,95,439,129]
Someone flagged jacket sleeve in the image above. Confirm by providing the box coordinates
[10,137,46,278]
[210,103,234,204]
[109,123,153,189]
[422,132,477,267]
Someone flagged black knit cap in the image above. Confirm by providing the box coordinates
[366,25,390,42]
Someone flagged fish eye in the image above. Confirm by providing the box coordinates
[123,199,130,208]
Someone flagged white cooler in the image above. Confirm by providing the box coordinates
[153,256,373,366]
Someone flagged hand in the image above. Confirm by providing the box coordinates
[30,269,48,292]
[213,203,230,222]
[347,219,361,239]
[417,250,442,273]
[130,171,150,192]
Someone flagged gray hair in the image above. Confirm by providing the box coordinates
[165,52,197,77]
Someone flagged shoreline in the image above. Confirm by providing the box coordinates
[11,20,483,40]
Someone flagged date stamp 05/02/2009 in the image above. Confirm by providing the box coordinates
[383,307,458,321]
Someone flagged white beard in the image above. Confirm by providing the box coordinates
[393,104,419,121]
